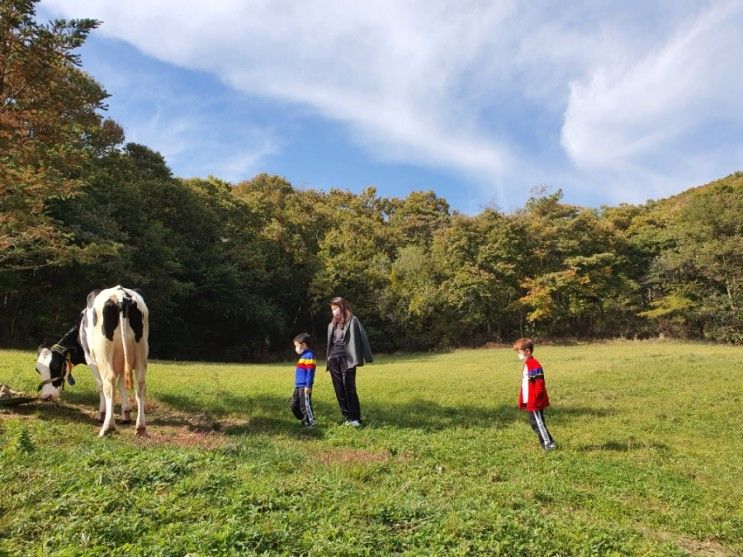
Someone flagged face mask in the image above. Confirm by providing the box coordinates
[517,352,527,360]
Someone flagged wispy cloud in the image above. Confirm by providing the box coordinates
[42,0,743,205]
[561,1,743,168]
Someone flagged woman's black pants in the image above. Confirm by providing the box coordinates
[327,357,361,422]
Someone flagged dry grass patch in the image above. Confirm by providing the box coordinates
[314,447,391,465]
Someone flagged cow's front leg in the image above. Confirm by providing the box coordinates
[117,374,132,424]
[99,377,116,437]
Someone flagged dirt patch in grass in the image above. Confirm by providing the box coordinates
[1,397,243,448]
[636,526,733,556]
[676,538,733,557]
[314,447,391,465]
[132,425,227,449]
[130,401,253,448]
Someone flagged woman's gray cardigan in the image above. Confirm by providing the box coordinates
[326,315,374,369]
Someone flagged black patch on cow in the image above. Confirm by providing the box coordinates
[86,289,100,309]
[117,294,144,342]
[102,299,120,341]
[128,304,144,342]
[48,351,66,387]
[87,289,100,327]
[57,323,86,366]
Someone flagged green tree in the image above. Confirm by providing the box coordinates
[386,190,452,248]
[516,190,639,337]
[639,173,743,341]
[310,187,393,347]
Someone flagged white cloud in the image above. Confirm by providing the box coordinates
[41,0,743,205]
[41,0,517,179]
[118,107,281,182]
[561,1,743,169]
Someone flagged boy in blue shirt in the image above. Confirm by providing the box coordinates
[290,333,316,427]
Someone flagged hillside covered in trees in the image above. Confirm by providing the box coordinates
[1,1,741,359]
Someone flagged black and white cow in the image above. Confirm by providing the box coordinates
[36,286,149,437]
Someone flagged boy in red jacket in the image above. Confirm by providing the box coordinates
[514,338,556,451]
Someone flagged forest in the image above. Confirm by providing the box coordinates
[1,1,741,360]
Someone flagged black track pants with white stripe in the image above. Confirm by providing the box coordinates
[290,388,316,426]
[527,409,555,446]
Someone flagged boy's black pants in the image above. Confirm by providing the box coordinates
[290,387,316,426]
[327,357,361,422]
[527,409,555,446]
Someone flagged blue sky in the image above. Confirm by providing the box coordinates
[39,1,742,213]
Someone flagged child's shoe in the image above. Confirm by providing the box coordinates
[543,442,557,452]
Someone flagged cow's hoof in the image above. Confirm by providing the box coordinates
[96,412,105,423]
[135,427,148,437]
[120,410,132,424]
[98,427,116,438]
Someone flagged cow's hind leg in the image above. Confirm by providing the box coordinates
[99,375,116,437]
[134,360,147,436]
[89,363,106,423]
[117,374,132,424]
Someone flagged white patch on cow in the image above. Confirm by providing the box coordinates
[36,348,62,401]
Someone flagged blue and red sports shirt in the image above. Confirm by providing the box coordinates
[294,349,316,388]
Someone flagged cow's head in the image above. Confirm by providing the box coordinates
[35,345,69,401]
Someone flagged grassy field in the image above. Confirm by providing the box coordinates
[1,341,741,556]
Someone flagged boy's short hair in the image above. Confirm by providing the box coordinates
[513,338,534,352]
[293,332,311,346]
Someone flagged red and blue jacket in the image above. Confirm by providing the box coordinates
[518,356,550,411]
[294,349,316,388]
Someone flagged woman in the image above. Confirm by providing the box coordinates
[326,297,373,427]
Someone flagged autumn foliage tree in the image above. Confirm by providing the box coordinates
[0,0,119,272]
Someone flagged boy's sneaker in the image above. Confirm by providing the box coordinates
[543,442,557,452]
[343,420,361,427]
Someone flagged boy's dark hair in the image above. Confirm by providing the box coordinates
[293,333,311,347]
[513,338,534,352]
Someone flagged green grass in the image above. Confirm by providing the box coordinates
[1,341,742,556]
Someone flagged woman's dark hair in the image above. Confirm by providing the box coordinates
[330,296,353,327]
[293,332,311,347]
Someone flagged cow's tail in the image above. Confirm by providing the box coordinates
[118,293,135,391]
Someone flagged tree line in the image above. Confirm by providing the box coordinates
[1,1,741,360]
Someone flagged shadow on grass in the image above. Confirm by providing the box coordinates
[2,398,94,425]
[364,400,521,430]
[576,439,670,452]
[155,392,522,433]
[153,392,331,439]
[8,386,623,439]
